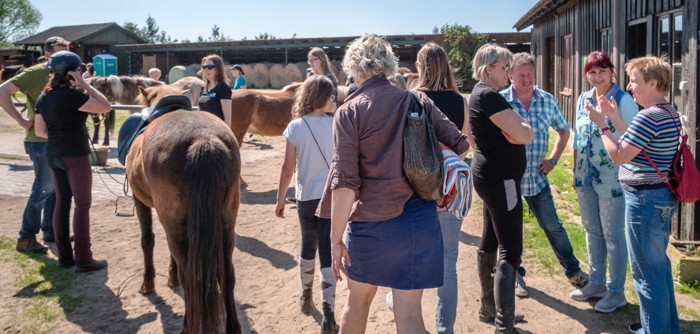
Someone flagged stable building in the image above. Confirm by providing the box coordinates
[16,22,146,75]
[115,32,531,77]
[514,0,700,240]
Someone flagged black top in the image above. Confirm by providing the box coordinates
[198,82,232,120]
[35,87,91,157]
[419,90,464,131]
[469,82,526,179]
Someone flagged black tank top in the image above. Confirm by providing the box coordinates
[418,90,465,131]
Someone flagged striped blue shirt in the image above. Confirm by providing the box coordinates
[619,103,680,188]
[501,86,569,197]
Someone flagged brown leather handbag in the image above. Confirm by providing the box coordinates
[403,92,443,201]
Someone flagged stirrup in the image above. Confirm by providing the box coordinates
[115,195,135,217]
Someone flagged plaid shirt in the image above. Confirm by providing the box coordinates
[500,86,569,197]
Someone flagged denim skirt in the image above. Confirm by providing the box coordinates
[344,194,444,290]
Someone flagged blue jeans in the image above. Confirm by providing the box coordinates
[577,186,627,294]
[435,209,462,334]
[19,142,55,240]
[625,188,679,334]
[523,184,581,278]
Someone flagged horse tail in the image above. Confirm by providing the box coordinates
[106,110,115,133]
[184,135,232,333]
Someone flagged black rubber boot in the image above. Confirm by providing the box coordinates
[494,259,521,334]
[478,250,498,322]
[321,302,339,333]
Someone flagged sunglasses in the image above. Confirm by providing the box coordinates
[202,65,216,70]
[307,57,319,64]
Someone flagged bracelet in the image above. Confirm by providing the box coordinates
[600,127,611,133]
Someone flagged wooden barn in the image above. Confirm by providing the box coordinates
[15,22,146,75]
[515,0,700,240]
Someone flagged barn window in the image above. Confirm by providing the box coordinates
[601,28,612,55]
[562,34,573,94]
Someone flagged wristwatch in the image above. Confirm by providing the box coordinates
[549,158,557,165]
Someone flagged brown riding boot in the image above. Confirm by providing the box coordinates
[16,237,48,253]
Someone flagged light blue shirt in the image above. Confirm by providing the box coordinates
[573,84,639,197]
[501,86,569,197]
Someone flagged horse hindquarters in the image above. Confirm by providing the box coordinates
[183,135,240,334]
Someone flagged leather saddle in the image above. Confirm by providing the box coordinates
[117,95,193,165]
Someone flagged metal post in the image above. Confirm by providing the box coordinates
[166,51,170,73]
[285,47,288,65]
[127,51,131,75]
[613,0,623,85]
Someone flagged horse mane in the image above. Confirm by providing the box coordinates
[103,76,124,101]
[138,85,188,107]
[280,82,303,93]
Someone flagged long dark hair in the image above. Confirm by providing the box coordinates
[416,42,460,93]
[308,47,337,82]
[42,73,73,95]
[292,75,334,118]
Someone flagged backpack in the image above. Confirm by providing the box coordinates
[641,104,700,203]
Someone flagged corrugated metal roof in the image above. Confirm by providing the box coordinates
[514,0,570,31]
[15,22,145,46]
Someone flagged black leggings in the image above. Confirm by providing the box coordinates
[474,175,523,268]
[297,199,331,268]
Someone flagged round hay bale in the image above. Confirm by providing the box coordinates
[269,64,285,89]
[261,62,275,69]
[283,63,304,86]
[295,62,311,79]
[250,63,270,89]
[399,62,416,73]
[188,63,202,72]
[239,64,254,86]
[223,65,235,87]
[168,65,199,84]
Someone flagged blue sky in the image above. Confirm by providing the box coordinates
[30,0,536,41]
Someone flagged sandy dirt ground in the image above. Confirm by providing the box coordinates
[0,110,699,333]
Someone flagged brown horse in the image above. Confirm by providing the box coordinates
[229,82,301,146]
[129,85,241,334]
[86,76,162,146]
[170,77,204,106]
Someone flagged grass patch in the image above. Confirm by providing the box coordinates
[0,236,84,333]
[677,280,700,299]
[12,92,25,98]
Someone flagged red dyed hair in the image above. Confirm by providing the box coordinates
[584,51,615,75]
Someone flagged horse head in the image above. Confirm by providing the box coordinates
[0,65,24,84]
[138,86,189,107]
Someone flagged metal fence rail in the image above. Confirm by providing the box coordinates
[14,103,198,111]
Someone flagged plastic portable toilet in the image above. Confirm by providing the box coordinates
[93,54,118,77]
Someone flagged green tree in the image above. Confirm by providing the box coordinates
[0,0,42,47]
[209,25,233,42]
[441,23,488,91]
[255,32,277,40]
[124,15,176,44]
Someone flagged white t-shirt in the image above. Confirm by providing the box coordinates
[283,115,334,201]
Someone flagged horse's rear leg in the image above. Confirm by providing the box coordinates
[135,197,156,294]
[91,114,100,145]
[102,110,114,146]
[168,256,180,288]
[224,234,241,334]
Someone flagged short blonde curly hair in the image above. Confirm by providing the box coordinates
[471,43,513,81]
[342,34,398,81]
[625,55,672,94]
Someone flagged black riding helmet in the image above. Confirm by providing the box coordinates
[47,51,84,75]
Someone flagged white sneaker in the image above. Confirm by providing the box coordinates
[594,292,627,313]
[386,291,393,312]
[515,272,528,297]
[569,283,607,301]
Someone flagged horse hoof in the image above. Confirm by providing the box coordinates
[139,283,155,295]
[167,279,180,288]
